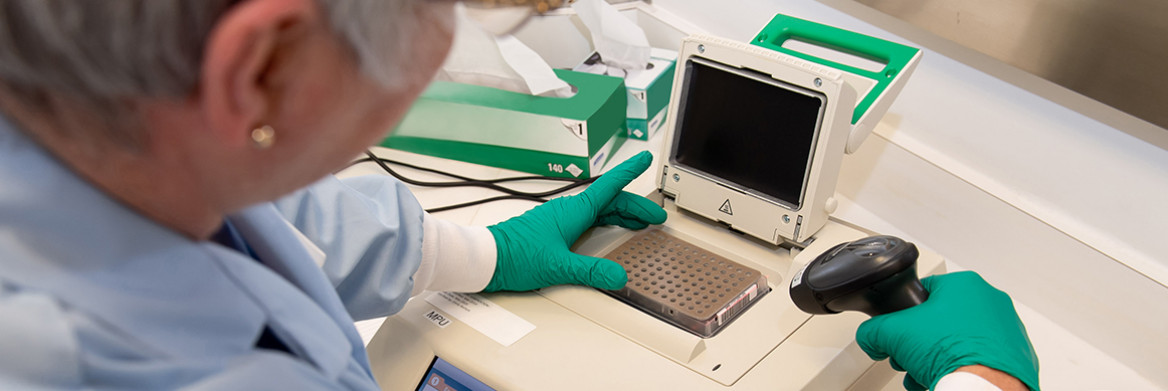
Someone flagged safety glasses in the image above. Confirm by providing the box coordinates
[456,0,569,35]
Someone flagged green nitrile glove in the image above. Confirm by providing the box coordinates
[483,151,667,292]
[856,271,1040,390]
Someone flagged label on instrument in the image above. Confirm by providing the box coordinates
[425,292,535,347]
[422,310,453,328]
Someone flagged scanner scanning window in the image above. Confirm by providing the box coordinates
[672,58,826,209]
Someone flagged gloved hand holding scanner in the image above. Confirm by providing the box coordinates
[793,237,1040,390]
[859,271,1040,390]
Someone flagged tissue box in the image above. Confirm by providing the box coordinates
[574,48,677,141]
[381,69,627,179]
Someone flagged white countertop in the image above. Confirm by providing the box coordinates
[346,133,1158,389]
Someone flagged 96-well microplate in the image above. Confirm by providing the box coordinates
[602,229,770,338]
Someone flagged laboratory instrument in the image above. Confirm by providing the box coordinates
[369,14,931,390]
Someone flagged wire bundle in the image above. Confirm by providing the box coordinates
[355,150,596,213]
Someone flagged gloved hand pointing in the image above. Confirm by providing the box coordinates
[855,271,1040,390]
[484,151,667,292]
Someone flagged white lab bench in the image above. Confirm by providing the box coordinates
[347,139,949,390]
[349,143,1152,391]
[348,1,1166,389]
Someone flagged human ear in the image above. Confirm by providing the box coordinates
[199,0,315,148]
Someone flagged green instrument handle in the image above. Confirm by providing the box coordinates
[752,14,919,124]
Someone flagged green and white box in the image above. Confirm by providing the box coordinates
[382,69,628,179]
[573,48,677,141]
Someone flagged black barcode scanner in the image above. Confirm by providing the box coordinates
[789,235,928,317]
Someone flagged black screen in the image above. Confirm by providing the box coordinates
[672,58,825,208]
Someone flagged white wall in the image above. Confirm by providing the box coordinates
[647,0,1168,386]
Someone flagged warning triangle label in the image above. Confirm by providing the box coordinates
[719,199,733,215]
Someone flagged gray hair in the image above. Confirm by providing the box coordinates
[0,0,448,145]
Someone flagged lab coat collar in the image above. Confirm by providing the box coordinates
[227,205,364,376]
[0,119,354,380]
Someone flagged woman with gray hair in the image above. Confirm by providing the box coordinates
[0,0,665,388]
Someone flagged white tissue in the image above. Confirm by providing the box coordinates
[435,4,572,97]
[572,0,651,71]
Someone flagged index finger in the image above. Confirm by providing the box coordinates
[580,151,654,207]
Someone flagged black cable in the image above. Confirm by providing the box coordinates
[358,150,594,212]
[359,151,594,198]
[350,156,582,185]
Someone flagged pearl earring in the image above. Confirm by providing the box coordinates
[251,125,276,149]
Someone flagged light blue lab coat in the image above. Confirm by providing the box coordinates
[0,117,428,389]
